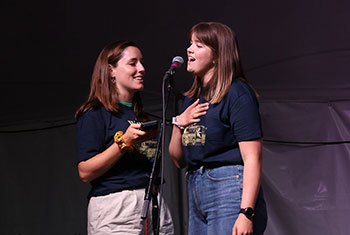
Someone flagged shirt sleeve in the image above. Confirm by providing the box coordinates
[230,90,262,142]
[76,109,106,163]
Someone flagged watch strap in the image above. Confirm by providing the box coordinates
[239,207,254,220]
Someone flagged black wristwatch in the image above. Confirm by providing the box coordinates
[239,207,254,220]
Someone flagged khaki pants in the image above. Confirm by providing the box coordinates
[87,189,174,235]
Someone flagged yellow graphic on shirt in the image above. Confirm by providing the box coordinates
[127,120,159,159]
[182,124,207,146]
[136,140,159,159]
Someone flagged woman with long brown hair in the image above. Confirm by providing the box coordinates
[75,40,173,234]
[169,22,267,235]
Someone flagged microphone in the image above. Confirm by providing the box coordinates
[163,56,184,80]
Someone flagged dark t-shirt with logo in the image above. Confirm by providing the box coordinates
[181,80,262,170]
[76,104,153,198]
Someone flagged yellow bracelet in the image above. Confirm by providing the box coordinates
[114,131,134,153]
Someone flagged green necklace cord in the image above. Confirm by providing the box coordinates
[119,101,133,107]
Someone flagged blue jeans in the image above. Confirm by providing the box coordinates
[187,165,267,235]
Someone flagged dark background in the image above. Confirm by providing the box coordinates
[1,0,350,234]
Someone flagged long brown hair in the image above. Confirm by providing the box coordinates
[75,40,147,120]
[184,22,246,103]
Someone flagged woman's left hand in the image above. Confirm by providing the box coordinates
[123,123,158,146]
[232,214,253,235]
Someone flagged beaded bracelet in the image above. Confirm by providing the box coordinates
[172,116,184,130]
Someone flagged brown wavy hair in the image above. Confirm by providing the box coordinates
[75,40,147,120]
[184,22,247,103]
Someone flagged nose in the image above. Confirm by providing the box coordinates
[187,44,193,54]
[138,62,145,75]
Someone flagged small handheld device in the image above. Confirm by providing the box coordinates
[140,120,159,131]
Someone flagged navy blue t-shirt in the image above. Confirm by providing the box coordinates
[76,104,153,198]
[181,80,262,170]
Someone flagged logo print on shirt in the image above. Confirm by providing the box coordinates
[127,120,158,159]
[136,140,158,159]
[182,124,207,146]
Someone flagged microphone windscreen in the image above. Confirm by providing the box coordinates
[172,56,184,65]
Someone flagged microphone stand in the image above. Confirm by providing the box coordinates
[141,69,175,235]
[141,128,162,234]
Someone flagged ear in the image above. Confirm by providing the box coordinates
[108,64,116,78]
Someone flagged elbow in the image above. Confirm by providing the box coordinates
[169,135,187,168]
[79,173,91,184]
[78,170,91,183]
[78,162,92,183]
[169,151,186,169]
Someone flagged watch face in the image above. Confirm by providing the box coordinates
[240,207,254,217]
[246,207,254,216]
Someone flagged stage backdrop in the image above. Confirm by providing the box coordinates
[1,0,350,234]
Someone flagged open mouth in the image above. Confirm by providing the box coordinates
[134,77,143,80]
[188,57,196,62]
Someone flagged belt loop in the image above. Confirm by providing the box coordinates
[199,166,204,174]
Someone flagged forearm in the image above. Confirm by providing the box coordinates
[169,126,186,168]
[240,156,262,209]
[232,140,262,234]
[239,139,263,209]
[78,143,124,183]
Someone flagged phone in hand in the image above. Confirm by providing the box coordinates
[140,120,159,131]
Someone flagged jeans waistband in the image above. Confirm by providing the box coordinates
[187,162,242,175]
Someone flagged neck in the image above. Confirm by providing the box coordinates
[118,91,134,103]
[201,68,215,88]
